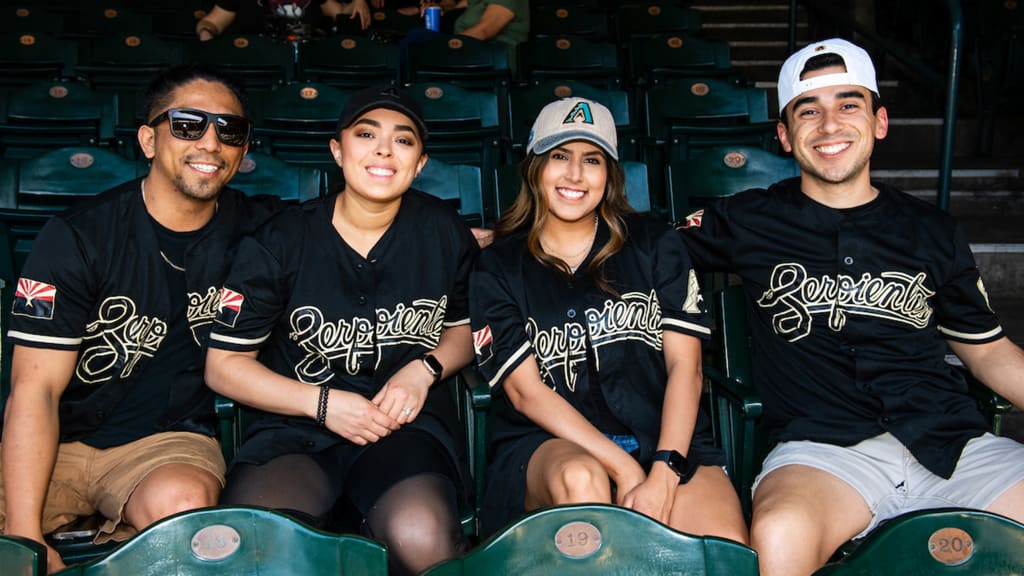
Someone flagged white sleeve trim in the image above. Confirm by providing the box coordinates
[936,324,1003,341]
[6,330,82,346]
[488,341,531,389]
[444,317,471,327]
[663,317,712,336]
[209,331,272,347]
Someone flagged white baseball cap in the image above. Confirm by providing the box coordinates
[777,38,878,114]
[526,98,618,160]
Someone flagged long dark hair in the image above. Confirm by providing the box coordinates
[495,147,633,295]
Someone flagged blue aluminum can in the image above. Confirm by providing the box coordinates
[424,5,441,31]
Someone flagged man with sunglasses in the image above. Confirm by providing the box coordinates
[0,64,284,573]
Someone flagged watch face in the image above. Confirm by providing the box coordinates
[422,354,443,377]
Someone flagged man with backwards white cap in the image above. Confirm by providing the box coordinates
[679,38,1024,575]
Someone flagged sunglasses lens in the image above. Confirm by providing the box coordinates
[168,110,209,140]
[214,116,250,146]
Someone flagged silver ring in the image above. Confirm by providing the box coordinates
[403,408,413,417]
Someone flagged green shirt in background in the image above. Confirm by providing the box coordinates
[455,0,530,46]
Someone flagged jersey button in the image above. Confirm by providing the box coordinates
[567,308,576,318]
[880,416,891,424]
[843,256,854,265]
[95,410,106,421]
[358,295,367,305]
[356,263,364,270]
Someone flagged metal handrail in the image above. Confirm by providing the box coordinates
[788,0,963,211]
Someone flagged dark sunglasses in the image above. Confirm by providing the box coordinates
[147,108,252,147]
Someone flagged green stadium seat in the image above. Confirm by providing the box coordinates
[703,284,764,519]
[616,2,703,40]
[814,509,1024,575]
[531,5,610,40]
[75,33,185,92]
[250,82,352,168]
[0,32,76,89]
[0,5,65,34]
[229,152,323,203]
[56,506,389,576]
[11,146,143,210]
[518,36,621,90]
[298,35,400,89]
[0,80,117,160]
[422,503,759,576]
[629,33,733,88]
[403,82,503,218]
[188,34,295,92]
[664,145,799,222]
[0,535,47,576]
[411,157,485,228]
[60,6,154,38]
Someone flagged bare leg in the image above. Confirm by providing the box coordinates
[987,479,1024,522]
[123,463,220,529]
[751,465,872,576]
[668,465,749,544]
[525,438,613,510]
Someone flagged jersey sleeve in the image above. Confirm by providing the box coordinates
[469,249,533,391]
[652,221,711,339]
[675,197,736,273]
[442,222,479,329]
[207,229,290,352]
[933,223,1004,344]
[7,217,95,351]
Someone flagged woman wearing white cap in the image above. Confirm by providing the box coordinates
[468,98,748,541]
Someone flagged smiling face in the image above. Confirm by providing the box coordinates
[778,64,888,203]
[538,140,608,226]
[139,79,248,203]
[330,107,427,206]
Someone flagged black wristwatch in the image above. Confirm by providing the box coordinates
[651,450,696,484]
[420,353,443,384]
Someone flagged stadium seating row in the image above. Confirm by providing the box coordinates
[2,497,1023,574]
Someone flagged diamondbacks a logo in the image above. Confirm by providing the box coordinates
[562,101,594,126]
[757,263,934,342]
[215,287,244,328]
[12,278,56,320]
[473,325,494,364]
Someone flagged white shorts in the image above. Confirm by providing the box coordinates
[753,432,1024,538]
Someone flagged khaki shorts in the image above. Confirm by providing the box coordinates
[753,432,1024,538]
[0,431,225,543]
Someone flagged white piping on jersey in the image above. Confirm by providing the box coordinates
[444,316,471,328]
[209,331,272,347]
[489,341,531,389]
[936,324,1003,342]
[663,317,711,336]
[6,330,82,347]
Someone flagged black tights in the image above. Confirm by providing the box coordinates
[363,474,469,576]
[222,437,468,575]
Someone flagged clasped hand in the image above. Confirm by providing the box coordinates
[320,359,432,445]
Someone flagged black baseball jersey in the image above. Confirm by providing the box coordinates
[679,178,1001,478]
[7,179,284,446]
[208,190,478,465]
[471,214,723,498]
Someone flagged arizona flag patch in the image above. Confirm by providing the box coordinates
[215,287,244,328]
[473,326,494,365]
[682,209,703,228]
[12,278,56,320]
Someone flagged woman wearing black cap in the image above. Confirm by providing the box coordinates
[205,85,475,575]
[469,98,748,542]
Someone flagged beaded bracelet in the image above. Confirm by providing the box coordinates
[316,384,330,428]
